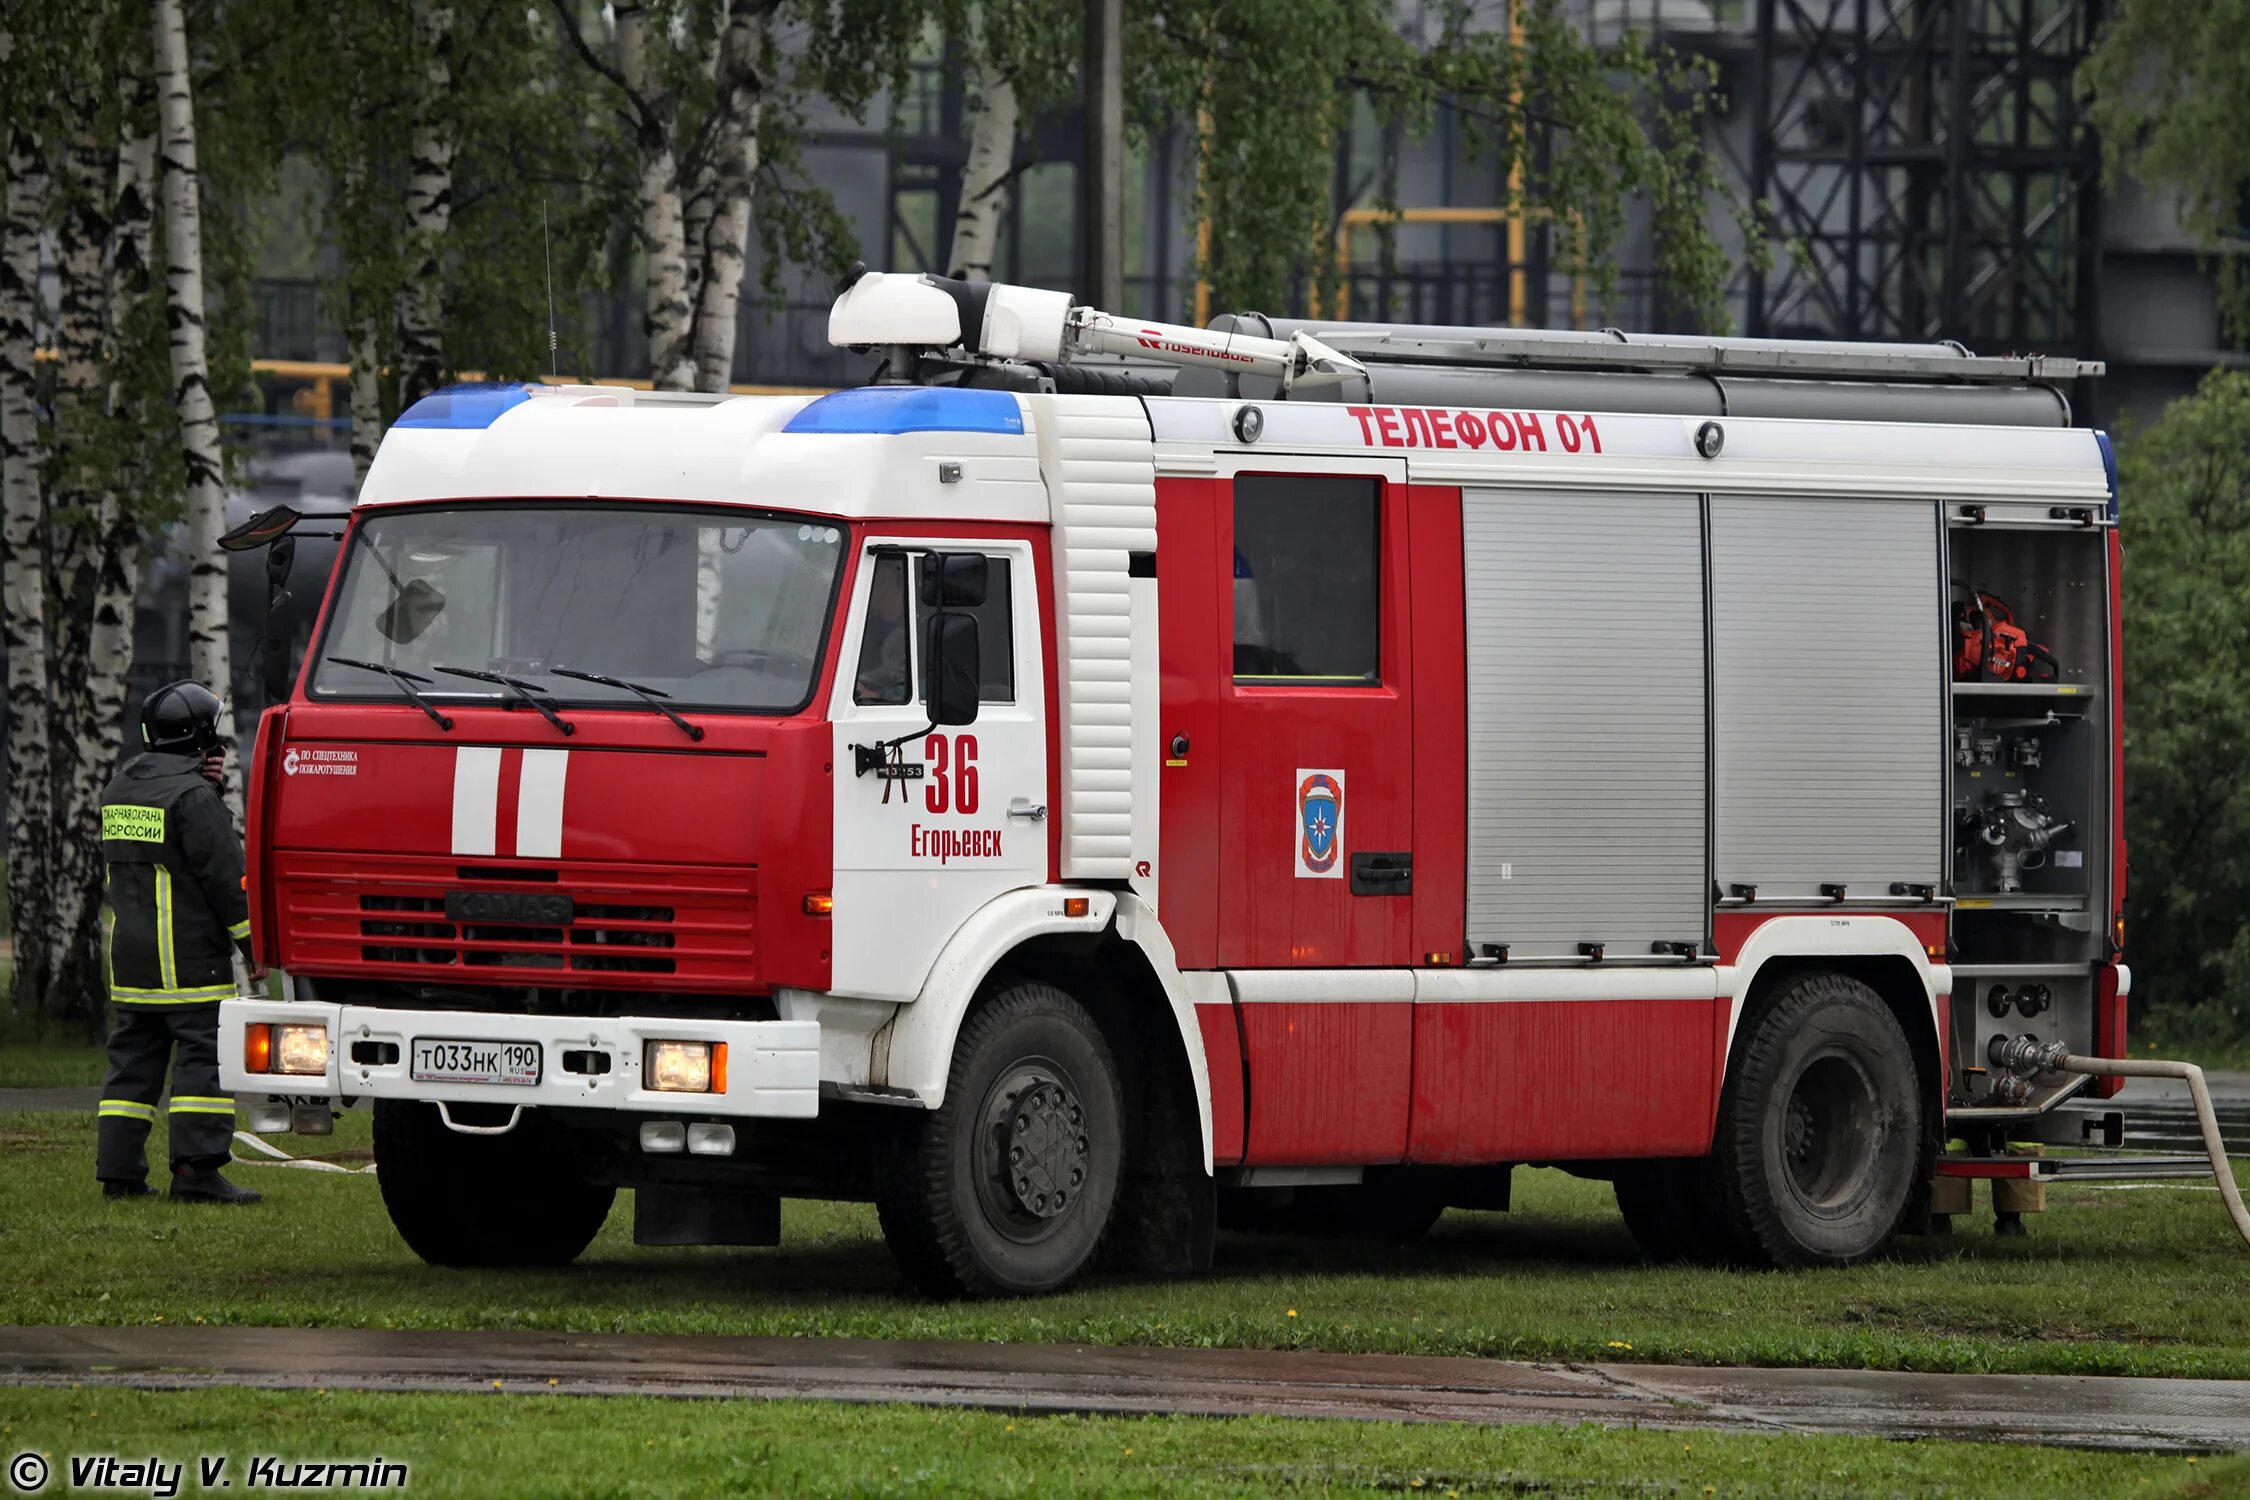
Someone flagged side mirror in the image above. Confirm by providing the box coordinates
[921,551,988,609]
[922,611,981,726]
[220,503,304,552]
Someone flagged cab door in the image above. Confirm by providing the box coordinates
[829,538,1047,1002]
[1211,458,1418,1164]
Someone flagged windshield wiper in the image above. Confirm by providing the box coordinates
[325,657,455,731]
[549,667,705,742]
[432,665,576,737]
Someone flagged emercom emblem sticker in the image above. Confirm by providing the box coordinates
[1294,768,1344,879]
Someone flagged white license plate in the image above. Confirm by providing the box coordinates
[410,1038,542,1086]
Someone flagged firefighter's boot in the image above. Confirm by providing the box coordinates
[102,1179,155,1200]
[170,1166,262,1205]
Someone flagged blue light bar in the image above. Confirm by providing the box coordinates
[394,384,534,430]
[784,386,1024,436]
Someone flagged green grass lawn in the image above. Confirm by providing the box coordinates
[4,1108,2247,1382]
[1,1386,2235,1499]
[0,1011,104,1089]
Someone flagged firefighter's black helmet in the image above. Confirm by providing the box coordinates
[140,680,225,756]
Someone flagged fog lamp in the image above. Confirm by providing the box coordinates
[647,1040,727,1093]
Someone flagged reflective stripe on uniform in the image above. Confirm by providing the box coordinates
[109,983,234,1005]
[169,1095,235,1116]
[228,918,251,940]
[98,1099,158,1122]
[156,866,177,990]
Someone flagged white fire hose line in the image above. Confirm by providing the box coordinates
[231,1130,378,1175]
[2058,1054,2250,1250]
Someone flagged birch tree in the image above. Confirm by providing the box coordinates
[397,0,457,408]
[616,2,695,389]
[690,0,763,390]
[945,48,1017,282]
[152,0,234,805]
[942,1,1073,283]
[1,112,55,1012]
[43,77,123,1009]
[554,0,920,392]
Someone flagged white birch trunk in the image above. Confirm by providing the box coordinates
[691,1,762,392]
[152,0,236,806]
[1,120,54,1007]
[349,311,383,490]
[340,149,385,491]
[618,2,693,391]
[397,0,454,408]
[62,73,163,1013]
[45,108,118,1016]
[678,18,724,350]
[946,52,1019,282]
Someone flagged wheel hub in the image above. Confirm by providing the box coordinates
[998,1077,1088,1220]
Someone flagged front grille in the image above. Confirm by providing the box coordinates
[274,852,753,992]
[357,896,681,973]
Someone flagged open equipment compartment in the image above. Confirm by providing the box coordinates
[1944,519,2116,1114]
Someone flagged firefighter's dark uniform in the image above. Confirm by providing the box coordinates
[95,749,254,1190]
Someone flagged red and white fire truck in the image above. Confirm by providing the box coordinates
[219,269,2133,1296]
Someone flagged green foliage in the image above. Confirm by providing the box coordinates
[1126,0,1762,325]
[2083,0,2250,342]
[2120,368,2250,1040]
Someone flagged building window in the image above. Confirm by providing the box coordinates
[1232,475,1381,684]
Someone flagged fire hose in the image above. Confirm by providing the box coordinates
[1988,1037,2250,1250]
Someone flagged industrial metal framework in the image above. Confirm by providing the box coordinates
[1718,0,2102,350]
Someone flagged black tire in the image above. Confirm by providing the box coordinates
[1708,971,1920,1268]
[373,1101,616,1268]
[875,981,1124,1298]
[1613,1160,1739,1264]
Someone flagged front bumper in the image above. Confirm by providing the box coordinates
[217,1000,820,1119]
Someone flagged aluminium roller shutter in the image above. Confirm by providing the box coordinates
[1709,495,1944,902]
[1462,489,1708,959]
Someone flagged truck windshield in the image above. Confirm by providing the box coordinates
[308,505,845,713]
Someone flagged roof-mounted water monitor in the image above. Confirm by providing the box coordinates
[827,264,1369,395]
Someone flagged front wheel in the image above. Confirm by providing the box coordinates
[1707,971,1920,1268]
[373,1101,615,1268]
[875,981,1124,1298]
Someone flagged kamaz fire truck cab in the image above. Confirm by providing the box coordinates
[221,269,2135,1296]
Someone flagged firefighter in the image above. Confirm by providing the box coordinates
[95,680,267,1204]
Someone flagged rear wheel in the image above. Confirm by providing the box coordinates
[373,1101,615,1268]
[875,981,1124,1298]
[1708,972,1920,1268]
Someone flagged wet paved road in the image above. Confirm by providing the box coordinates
[3,1325,2244,1454]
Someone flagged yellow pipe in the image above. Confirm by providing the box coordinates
[1328,206,1520,322]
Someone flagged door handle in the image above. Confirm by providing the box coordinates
[1008,801,1048,821]
[1350,851,1413,896]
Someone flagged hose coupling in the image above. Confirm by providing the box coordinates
[1987,1033,2070,1076]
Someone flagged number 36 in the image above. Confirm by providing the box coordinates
[923,733,979,814]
